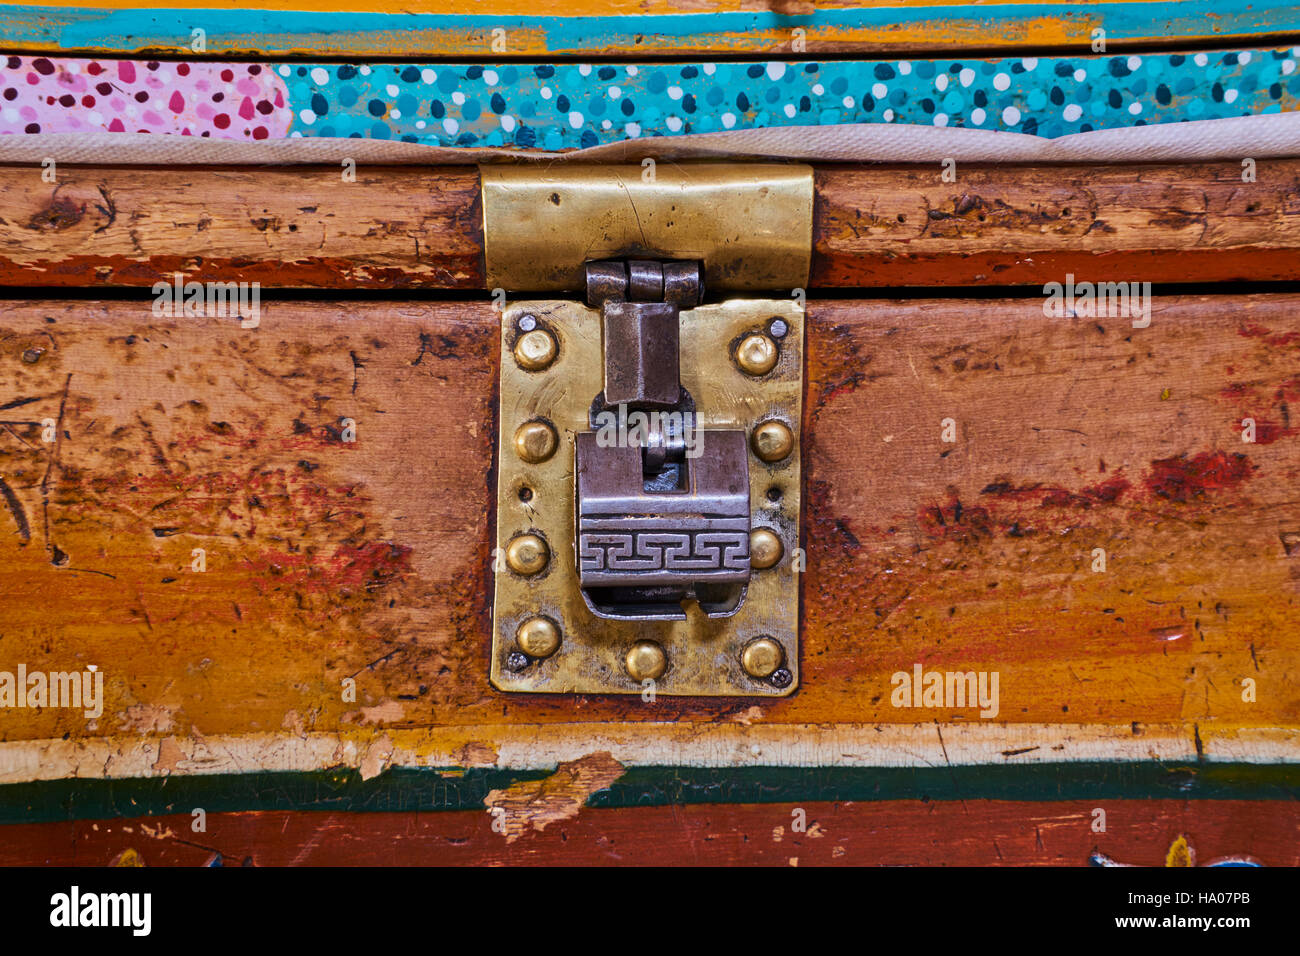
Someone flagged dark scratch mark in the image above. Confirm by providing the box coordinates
[0,475,31,541]
[613,173,650,250]
[59,567,117,580]
[411,332,435,366]
[1000,745,1041,757]
[93,184,117,234]
[0,423,34,448]
[350,350,364,394]
[1030,426,1089,437]
[135,412,173,475]
[350,648,402,679]
[40,373,71,554]
[934,723,968,813]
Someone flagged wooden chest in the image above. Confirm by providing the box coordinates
[0,0,1296,871]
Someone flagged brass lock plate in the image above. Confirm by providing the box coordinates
[491,299,803,697]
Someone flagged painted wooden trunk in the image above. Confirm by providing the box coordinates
[0,1,1296,868]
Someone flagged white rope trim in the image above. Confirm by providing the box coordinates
[1,112,1298,165]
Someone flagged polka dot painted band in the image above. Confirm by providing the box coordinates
[3,48,1297,149]
[1,56,291,140]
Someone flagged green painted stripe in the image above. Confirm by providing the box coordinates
[0,767,550,825]
[0,762,1296,825]
[587,763,1300,809]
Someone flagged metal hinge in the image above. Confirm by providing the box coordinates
[484,164,810,697]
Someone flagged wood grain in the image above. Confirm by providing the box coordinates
[811,161,1300,286]
[0,294,1296,751]
[6,162,1300,290]
[1,800,1294,866]
[0,165,484,289]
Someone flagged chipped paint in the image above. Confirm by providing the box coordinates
[0,723,1296,789]
[484,752,625,842]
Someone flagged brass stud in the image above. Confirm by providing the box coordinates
[513,420,558,463]
[751,419,794,463]
[750,528,784,569]
[514,328,557,371]
[735,333,778,376]
[625,641,667,682]
[516,616,561,659]
[741,637,784,679]
[505,533,549,576]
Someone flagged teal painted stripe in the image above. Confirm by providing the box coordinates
[269,50,1300,149]
[0,763,1296,825]
[1,3,1300,56]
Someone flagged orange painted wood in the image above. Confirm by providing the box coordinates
[1,800,1293,866]
[6,162,1300,290]
[0,294,1295,745]
[4,1,1291,58]
[0,165,485,289]
[810,162,1300,286]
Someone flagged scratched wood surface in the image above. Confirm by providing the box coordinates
[3,801,1296,866]
[2,1,1296,58]
[0,165,485,289]
[6,162,1300,290]
[0,294,1295,750]
[809,162,1300,287]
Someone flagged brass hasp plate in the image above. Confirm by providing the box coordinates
[485,162,810,698]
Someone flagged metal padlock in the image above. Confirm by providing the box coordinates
[575,430,750,619]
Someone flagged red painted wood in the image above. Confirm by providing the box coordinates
[1,800,1292,867]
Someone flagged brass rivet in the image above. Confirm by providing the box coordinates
[750,528,784,569]
[516,616,561,659]
[735,333,778,376]
[514,328,557,371]
[625,641,667,682]
[741,637,784,679]
[751,419,794,463]
[505,533,549,576]
[513,420,558,463]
